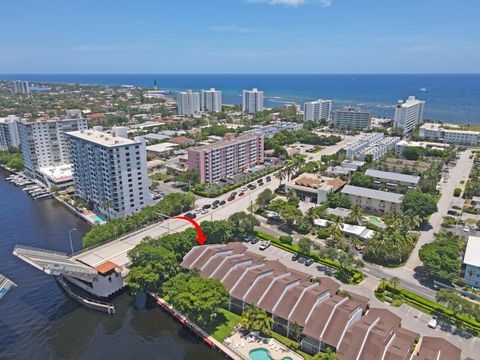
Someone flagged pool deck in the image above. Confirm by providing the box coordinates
[224,332,304,360]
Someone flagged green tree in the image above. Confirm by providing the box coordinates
[403,146,423,160]
[125,264,160,294]
[162,272,229,327]
[255,189,275,210]
[347,205,364,225]
[242,305,273,336]
[200,220,234,244]
[350,172,373,188]
[312,349,340,360]
[402,190,437,219]
[327,192,351,209]
[298,237,313,254]
[228,212,260,239]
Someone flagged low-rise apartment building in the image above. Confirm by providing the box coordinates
[419,123,480,145]
[181,243,426,359]
[243,122,302,138]
[345,133,400,161]
[67,129,151,219]
[187,133,264,183]
[463,236,480,288]
[395,139,448,157]
[365,169,420,189]
[341,185,404,213]
[285,173,346,204]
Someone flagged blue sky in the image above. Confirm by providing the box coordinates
[1,0,479,73]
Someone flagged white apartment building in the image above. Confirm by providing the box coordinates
[332,107,372,130]
[303,99,332,122]
[242,88,264,114]
[200,88,222,112]
[17,116,88,179]
[0,115,20,149]
[345,133,399,161]
[341,185,404,214]
[393,96,425,134]
[177,90,200,116]
[419,123,479,145]
[12,80,30,94]
[67,130,152,219]
[243,122,302,138]
[463,236,480,288]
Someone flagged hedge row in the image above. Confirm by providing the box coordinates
[384,284,480,334]
[253,229,365,284]
[191,166,281,198]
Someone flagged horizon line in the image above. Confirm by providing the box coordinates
[1,72,480,76]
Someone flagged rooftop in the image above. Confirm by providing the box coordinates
[464,236,480,268]
[365,169,420,185]
[189,133,261,152]
[291,174,346,191]
[67,130,138,147]
[146,142,178,153]
[341,185,404,204]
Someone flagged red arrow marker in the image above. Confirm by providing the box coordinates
[173,216,207,245]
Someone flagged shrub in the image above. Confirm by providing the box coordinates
[279,235,293,244]
[453,188,462,197]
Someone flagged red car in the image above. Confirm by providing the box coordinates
[238,192,245,196]
[228,195,235,201]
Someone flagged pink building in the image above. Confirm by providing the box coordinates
[188,133,264,184]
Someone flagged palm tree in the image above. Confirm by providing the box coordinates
[348,205,365,225]
[274,170,286,187]
[242,305,273,336]
[390,276,400,290]
[385,212,403,228]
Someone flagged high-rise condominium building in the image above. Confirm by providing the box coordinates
[12,80,30,94]
[0,115,20,149]
[17,116,87,178]
[393,96,425,134]
[304,99,332,122]
[177,90,200,116]
[332,107,372,130]
[200,88,222,113]
[188,133,264,184]
[242,88,264,114]
[67,130,151,219]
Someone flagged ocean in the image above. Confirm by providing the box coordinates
[1,74,479,124]
[0,168,224,360]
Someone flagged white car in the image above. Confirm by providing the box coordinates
[464,227,470,233]
[428,316,438,329]
[259,241,271,250]
[201,209,208,215]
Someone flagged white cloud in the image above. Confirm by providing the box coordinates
[207,25,256,33]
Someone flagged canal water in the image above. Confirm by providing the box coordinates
[0,168,225,360]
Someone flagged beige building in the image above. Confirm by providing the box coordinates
[341,185,403,213]
[285,173,346,204]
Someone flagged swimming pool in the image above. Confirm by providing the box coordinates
[90,214,107,224]
[249,348,272,360]
[365,215,385,228]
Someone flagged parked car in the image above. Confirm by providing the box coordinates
[259,241,271,250]
[219,200,226,206]
[250,185,257,190]
[266,176,271,182]
[251,237,260,244]
[464,227,470,233]
[257,179,263,184]
[195,208,202,214]
[428,316,438,329]
[297,256,306,264]
[184,212,196,219]
[231,191,237,196]
[239,192,245,196]
[452,205,462,210]
[212,200,220,206]
[201,209,208,214]
[228,195,235,201]
[212,204,218,210]
[244,235,255,243]
[203,204,211,209]
[292,254,300,261]
[447,210,459,216]
[304,258,314,266]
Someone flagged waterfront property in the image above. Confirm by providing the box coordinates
[188,133,264,184]
[177,90,200,116]
[200,88,222,113]
[0,115,20,149]
[463,236,480,288]
[243,88,264,114]
[17,112,87,180]
[285,173,346,204]
[303,99,332,122]
[341,185,404,213]
[67,129,152,219]
[395,140,448,157]
[365,169,420,189]
[332,107,372,130]
[393,96,425,134]
[180,243,432,359]
[419,123,480,145]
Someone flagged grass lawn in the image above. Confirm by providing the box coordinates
[208,308,242,342]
